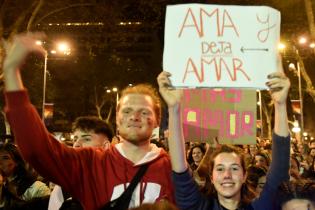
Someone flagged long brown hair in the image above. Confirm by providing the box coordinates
[207,145,257,206]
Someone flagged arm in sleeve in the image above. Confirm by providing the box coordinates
[172,170,211,210]
[4,90,93,195]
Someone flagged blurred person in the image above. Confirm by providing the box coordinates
[253,152,270,170]
[306,147,315,168]
[290,156,301,180]
[276,180,315,210]
[187,144,206,171]
[249,144,258,159]
[49,116,114,210]
[72,116,114,149]
[3,33,175,210]
[0,143,50,209]
[0,143,50,201]
[246,165,267,195]
[158,67,291,210]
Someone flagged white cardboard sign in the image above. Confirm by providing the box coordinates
[163,4,281,89]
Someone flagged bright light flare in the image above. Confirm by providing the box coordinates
[278,43,286,50]
[57,42,70,52]
[288,63,296,70]
[35,40,43,46]
[298,37,307,45]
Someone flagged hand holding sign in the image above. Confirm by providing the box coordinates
[266,71,290,105]
[157,71,183,108]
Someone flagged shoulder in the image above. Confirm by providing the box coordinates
[22,181,50,201]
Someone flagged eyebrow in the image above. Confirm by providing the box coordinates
[215,163,241,167]
[81,134,92,138]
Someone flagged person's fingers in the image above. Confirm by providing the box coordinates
[158,71,173,89]
[267,71,285,79]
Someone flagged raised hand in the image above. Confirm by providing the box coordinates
[157,71,183,108]
[266,71,290,105]
[3,32,46,72]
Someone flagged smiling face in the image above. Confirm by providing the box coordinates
[211,152,246,201]
[116,93,158,145]
[192,147,204,164]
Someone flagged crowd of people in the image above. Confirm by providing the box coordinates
[0,33,314,210]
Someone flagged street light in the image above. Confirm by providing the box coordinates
[37,40,71,121]
[291,120,301,133]
[106,87,119,106]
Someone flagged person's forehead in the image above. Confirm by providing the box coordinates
[214,152,241,165]
[255,155,266,160]
[73,129,94,136]
[193,147,202,152]
[120,93,154,107]
[283,199,313,210]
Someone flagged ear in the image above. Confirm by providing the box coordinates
[102,140,111,150]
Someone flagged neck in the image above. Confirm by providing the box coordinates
[120,139,151,164]
[217,193,241,210]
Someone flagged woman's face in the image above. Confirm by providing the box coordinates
[256,175,266,195]
[192,147,204,163]
[211,152,246,201]
[254,155,268,168]
[282,199,315,210]
[0,151,16,177]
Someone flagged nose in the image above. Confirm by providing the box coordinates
[73,140,82,148]
[223,169,232,179]
[130,111,141,121]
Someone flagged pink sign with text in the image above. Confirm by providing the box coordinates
[181,89,256,144]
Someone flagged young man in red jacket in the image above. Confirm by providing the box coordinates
[3,33,175,210]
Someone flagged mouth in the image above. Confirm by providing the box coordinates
[221,182,235,187]
[127,125,142,128]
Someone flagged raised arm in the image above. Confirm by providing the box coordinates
[266,56,290,137]
[3,33,46,91]
[253,63,291,210]
[2,33,87,195]
[157,71,187,172]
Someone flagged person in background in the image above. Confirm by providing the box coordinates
[49,116,114,210]
[187,144,206,171]
[276,180,315,210]
[253,152,270,170]
[71,116,114,149]
[0,143,50,209]
[246,165,267,195]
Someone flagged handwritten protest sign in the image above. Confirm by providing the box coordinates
[163,4,281,89]
[182,89,256,144]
